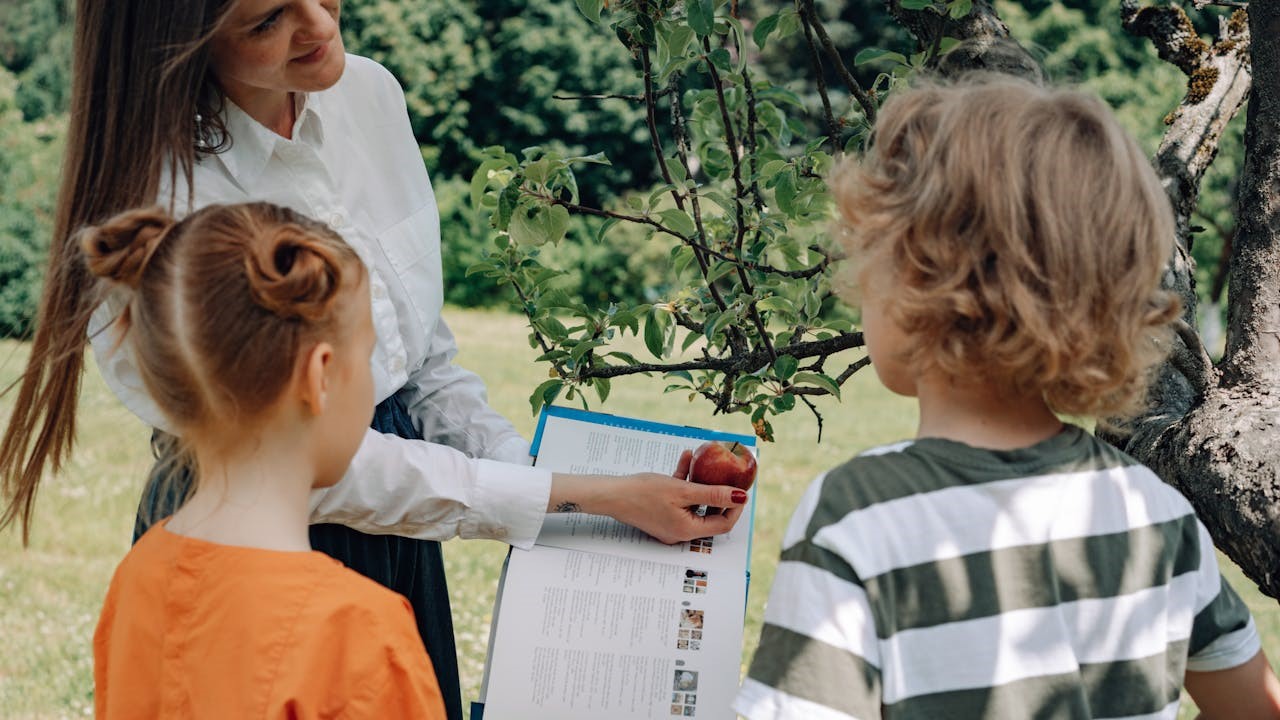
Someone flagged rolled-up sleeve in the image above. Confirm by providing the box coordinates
[308,429,551,548]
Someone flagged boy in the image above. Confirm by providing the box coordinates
[734,76,1280,719]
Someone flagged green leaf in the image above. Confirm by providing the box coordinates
[771,393,797,413]
[644,309,668,358]
[758,159,788,182]
[496,179,522,231]
[672,245,698,277]
[773,354,799,380]
[563,151,612,166]
[470,158,507,213]
[569,338,605,364]
[705,310,736,342]
[704,261,738,284]
[793,371,842,399]
[508,205,544,246]
[734,375,763,401]
[524,158,552,186]
[756,295,796,314]
[775,11,801,41]
[773,170,797,215]
[753,13,781,49]
[804,289,822,318]
[707,47,732,73]
[529,379,563,415]
[948,0,973,19]
[574,0,603,23]
[465,261,497,278]
[544,204,571,245]
[594,377,612,404]
[658,209,697,238]
[595,217,619,245]
[899,0,934,9]
[687,0,715,36]
[538,315,569,342]
[854,47,908,67]
[667,25,695,57]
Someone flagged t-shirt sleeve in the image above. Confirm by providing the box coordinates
[1185,521,1260,673]
[735,474,882,720]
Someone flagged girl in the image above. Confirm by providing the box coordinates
[86,202,446,718]
[0,2,746,716]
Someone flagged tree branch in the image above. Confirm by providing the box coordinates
[640,49,686,213]
[573,332,865,381]
[799,0,877,124]
[552,90,672,102]
[796,0,840,148]
[1221,4,1280,387]
[1170,318,1218,397]
[883,0,1012,48]
[535,194,830,279]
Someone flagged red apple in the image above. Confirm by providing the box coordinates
[689,440,757,491]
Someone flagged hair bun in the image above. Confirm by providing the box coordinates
[244,226,344,321]
[80,208,175,289]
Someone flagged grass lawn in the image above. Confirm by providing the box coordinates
[1,306,1276,718]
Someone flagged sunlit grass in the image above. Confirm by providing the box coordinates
[2,308,1276,719]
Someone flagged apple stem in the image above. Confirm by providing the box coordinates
[730,442,739,454]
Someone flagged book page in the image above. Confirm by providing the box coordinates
[482,544,745,720]
[481,408,756,719]
[533,412,756,571]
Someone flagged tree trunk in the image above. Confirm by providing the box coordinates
[1107,6,1280,598]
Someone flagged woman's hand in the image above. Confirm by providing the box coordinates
[547,451,749,544]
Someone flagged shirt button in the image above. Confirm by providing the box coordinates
[371,283,387,300]
[327,210,347,229]
[389,356,405,373]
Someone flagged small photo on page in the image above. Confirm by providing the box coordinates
[683,568,709,595]
[688,537,714,555]
[671,669,700,717]
[674,669,699,691]
[677,619,704,650]
[680,609,704,629]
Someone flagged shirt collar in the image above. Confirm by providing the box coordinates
[213,92,329,185]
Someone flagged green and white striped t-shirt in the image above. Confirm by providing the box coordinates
[735,425,1258,720]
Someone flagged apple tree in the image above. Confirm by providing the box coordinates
[469,0,1280,598]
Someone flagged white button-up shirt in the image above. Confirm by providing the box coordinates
[88,54,551,548]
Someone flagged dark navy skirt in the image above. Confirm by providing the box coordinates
[133,396,463,720]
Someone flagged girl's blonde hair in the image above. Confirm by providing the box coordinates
[1,202,364,539]
[833,74,1181,418]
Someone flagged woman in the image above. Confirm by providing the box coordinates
[0,2,747,717]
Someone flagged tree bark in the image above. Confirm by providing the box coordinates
[1106,5,1280,599]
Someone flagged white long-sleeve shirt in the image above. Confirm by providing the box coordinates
[88,54,551,548]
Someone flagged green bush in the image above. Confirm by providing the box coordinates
[439,177,676,309]
[0,65,62,339]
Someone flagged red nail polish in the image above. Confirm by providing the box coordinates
[731,489,748,504]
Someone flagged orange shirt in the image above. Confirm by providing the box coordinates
[94,521,446,719]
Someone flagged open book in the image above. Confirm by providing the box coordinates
[475,406,758,720]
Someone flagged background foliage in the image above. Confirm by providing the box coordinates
[0,0,1244,338]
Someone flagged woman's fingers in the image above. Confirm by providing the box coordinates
[681,479,748,509]
[599,472,750,545]
[673,450,692,480]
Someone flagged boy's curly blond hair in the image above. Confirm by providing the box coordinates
[833,75,1181,419]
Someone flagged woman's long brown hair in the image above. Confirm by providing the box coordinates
[0,0,237,543]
